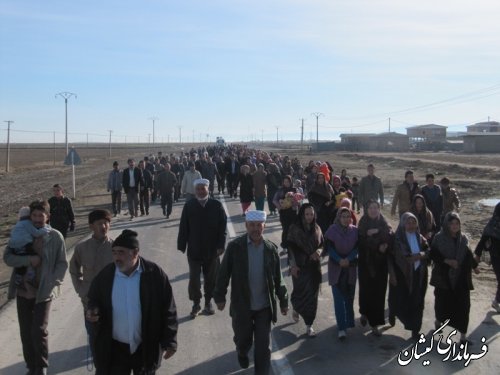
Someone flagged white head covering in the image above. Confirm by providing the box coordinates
[193,178,210,187]
[18,206,30,219]
[246,210,267,222]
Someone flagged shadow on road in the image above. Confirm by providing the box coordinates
[174,350,253,375]
[1,345,88,375]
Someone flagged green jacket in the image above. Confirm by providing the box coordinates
[4,230,68,303]
[214,234,288,323]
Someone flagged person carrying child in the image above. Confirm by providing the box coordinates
[8,206,51,289]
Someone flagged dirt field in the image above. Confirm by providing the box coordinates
[1,145,499,306]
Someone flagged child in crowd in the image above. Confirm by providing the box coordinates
[8,206,51,288]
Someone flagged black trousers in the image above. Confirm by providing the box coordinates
[139,188,150,215]
[126,188,139,217]
[216,174,226,193]
[111,191,122,215]
[97,340,155,375]
[160,191,173,216]
[188,257,220,304]
[17,296,51,371]
[232,307,272,375]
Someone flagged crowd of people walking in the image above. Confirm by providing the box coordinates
[3,142,499,375]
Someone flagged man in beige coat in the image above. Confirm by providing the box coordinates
[391,170,421,218]
[4,200,68,375]
[70,209,113,337]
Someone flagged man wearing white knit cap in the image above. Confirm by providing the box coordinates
[178,178,227,318]
[214,210,288,374]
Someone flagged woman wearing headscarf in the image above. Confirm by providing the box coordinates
[388,212,429,340]
[287,203,324,337]
[238,164,254,216]
[307,173,335,233]
[431,212,479,343]
[474,203,500,313]
[273,175,297,254]
[410,194,436,241]
[324,207,358,340]
[358,200,393,336]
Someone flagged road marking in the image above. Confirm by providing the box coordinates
[220,196,295,375]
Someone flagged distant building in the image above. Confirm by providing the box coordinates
[339,133,376,151]
[406,124,447,143]
[463,133,500,153]
[374,132,409,152]
[339,132,409,152]
[466,121,500,133]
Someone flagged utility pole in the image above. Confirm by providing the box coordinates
[53,131,56,166]
[86,133,89,148]
[4,120,13,172]
[179,126,182,143]
[388,117,391,132]
[311,112,323,148]
[276,126,279,145]
[261,129,264,143]
[192,129,195,143]
[300,118,305,149]
[55,92,77,155]
[149,116,158,148]
[108,130,112,157]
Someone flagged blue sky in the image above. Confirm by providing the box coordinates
[1,0,500,143]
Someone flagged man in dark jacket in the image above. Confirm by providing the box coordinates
[358,164,384,211]
[214,210,288,374]
[48,184,75,238]
[226,154,240,198]
[139,160,153,216]
[87,229,178,375]
[122,158,143,220]
[170,157,184,202]
[177,178,227,318]
[156,163,178,218]
[107,161,123,216]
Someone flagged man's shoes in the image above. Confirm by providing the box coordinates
[492,300,500,313]
[237,353,249,369]
[292,310,299,323]
[338,330,346,340]
[166,215,170,219]
[190,303,202,318]
[32,368,47,375]
[371,326,382,337]
[146,211,149,216]
[203,302,215,315]
[389,314,396,327]
[411,330,421,341]
[360,315,367,327]
[307,325,316,338]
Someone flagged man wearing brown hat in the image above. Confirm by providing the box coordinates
[214,210,288,374]
[87,229,178,374]
[69,209,114,341]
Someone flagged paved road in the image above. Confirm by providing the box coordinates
[1,195,499,374]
